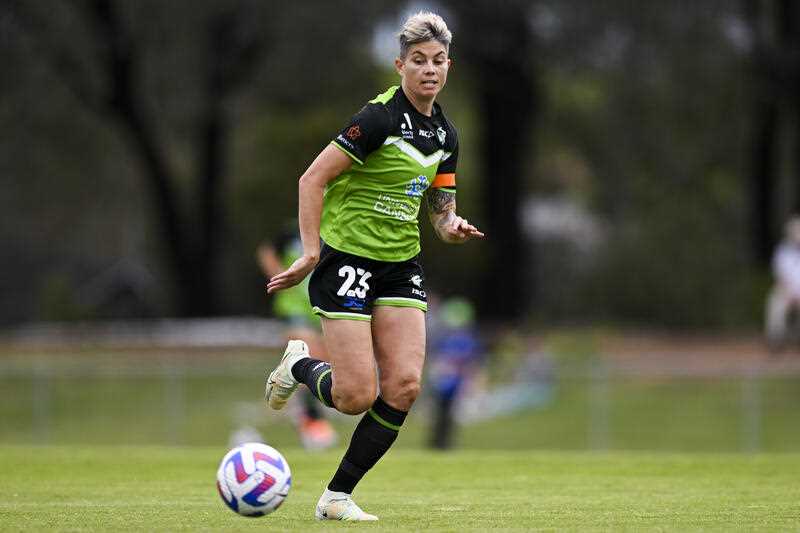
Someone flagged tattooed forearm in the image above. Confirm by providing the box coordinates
[425,188,484,244]
[426,188,456,215]
[426,188,457,239]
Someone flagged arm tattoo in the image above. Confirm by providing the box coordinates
[426,188,456,216]
[426,188,456,237]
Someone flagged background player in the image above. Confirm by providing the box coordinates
[256,229,337,450]
[765,216,800,352]
[427,296,484,450]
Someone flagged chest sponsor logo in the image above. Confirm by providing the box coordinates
[374,194,415,221]
[436,127,447,144]
[418,129,434,139]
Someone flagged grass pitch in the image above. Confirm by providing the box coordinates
[1,446,799,531]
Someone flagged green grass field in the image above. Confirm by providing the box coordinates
[1,446,799,531]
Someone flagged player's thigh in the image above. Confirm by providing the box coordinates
[372,306,426,404]
[321,317,377,396]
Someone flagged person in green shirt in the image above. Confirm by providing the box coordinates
[265,11,483,521]
[256,229,338,451]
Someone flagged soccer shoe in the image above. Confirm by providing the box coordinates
[265,340,309,410]
[315,492,378,521]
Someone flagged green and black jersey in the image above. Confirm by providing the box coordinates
[325,85,459,262]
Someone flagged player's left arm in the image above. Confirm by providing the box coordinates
[426,126,484,244]
[426,188,484,243]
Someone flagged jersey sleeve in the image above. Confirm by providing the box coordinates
[331,103,392,165]
[432,129,458,192]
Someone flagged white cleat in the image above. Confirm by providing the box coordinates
[315,491,378,521]
[265,340,309,410]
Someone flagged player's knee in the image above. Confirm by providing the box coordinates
[333,389,376,415]
[384,374,422,411]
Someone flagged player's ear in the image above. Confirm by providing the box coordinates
[395,57,404,75]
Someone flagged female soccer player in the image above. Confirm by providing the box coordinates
[265,12,483,521]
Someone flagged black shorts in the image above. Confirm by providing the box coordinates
[308,244,427,321]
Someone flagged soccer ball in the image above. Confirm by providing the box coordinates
[216,442,292,517]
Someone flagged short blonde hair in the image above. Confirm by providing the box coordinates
[398,11,452,58]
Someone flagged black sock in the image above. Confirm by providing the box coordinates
[328,396,407,494]
[291,358,334,408]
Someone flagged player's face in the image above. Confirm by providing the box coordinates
[396,41,450,101]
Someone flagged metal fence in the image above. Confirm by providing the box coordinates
[2,346,798,451]
[2,319,799,450]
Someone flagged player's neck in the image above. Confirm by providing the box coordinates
[401,85,435,117]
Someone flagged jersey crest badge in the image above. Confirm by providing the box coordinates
[346,125,362,140]
[405,175,429,198]
[436,127,446,144]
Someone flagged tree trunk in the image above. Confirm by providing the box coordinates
[90,0,213,315]
[746,0,780,267]
[750,94,779,266]
[747,0,800,266]
[782,1,800,216]
[448,1,538,322]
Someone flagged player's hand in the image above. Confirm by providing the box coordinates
[266,254,318,294]
[443,215,485,243]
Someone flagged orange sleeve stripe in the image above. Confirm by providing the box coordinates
[432,173,456,188]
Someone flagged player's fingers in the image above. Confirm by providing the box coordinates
[266,279,284,293]
[267,271,295,291]
[455,217,480,234]
[267,277,296,293]
[267,271,289,286]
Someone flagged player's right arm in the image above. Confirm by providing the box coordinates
[266,102,391,293]
[266,145,351,294]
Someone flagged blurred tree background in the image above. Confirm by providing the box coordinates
[1,0,797,328]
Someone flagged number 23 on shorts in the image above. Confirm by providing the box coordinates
[337,266,372,299]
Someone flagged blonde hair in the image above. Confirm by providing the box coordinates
[398,11,452,58]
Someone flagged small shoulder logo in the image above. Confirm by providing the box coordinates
[346,125,362,140]
[410,275,423,287]
[436,127,446,144]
